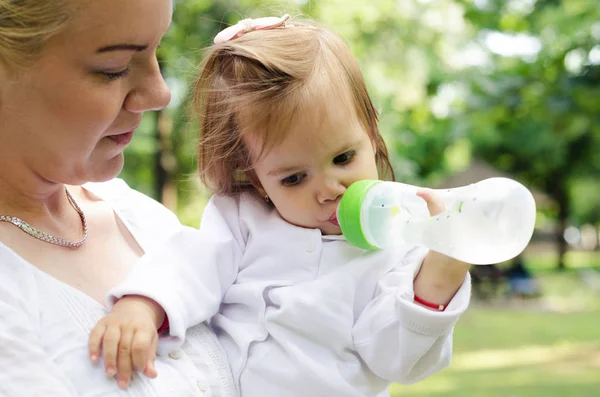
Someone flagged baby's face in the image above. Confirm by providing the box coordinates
[248,99,379,235]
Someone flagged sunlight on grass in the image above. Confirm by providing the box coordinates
[452,342,600,371]
[391,271,600,397]
[524,250,599,271]
[391,342,600,396]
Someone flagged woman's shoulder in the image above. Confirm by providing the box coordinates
[83,178,151,203]
[83,178,181,234]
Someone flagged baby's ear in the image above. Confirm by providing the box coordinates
[245,170,266,197]
[254,185,267,199]
[252,184,271,204]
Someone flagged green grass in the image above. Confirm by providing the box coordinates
[391,269,600,397]
[453,308,600,350]
[391,359,600,397]
[522,250,599,272]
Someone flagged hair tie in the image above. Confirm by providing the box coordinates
[213,14,291,44]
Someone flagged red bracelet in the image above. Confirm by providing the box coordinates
[157,317,169,334]
[414,294,447,311]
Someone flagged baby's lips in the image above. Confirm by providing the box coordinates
[328,213,339,226]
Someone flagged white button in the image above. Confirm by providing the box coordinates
[168,349,182,360]
[306,239,319,252]
[196,380,207,392]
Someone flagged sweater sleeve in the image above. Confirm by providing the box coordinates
[0,269,79,397]
[352,247,471,385]
[107,195,245,348]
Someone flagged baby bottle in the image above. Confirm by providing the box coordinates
[337,177,536,265]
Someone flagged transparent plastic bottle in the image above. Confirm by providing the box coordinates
[337,177,536,265]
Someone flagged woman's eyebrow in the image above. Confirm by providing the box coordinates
[96,43,148,53]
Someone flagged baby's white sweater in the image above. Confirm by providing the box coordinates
[111,192,471,397]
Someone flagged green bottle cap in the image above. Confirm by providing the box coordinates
[338,179,381,250]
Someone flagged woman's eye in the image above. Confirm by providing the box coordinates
[281,173,306,187]
[101,66,131,81]
[333,150,356,165]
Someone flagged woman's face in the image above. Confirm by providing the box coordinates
[0,0,173,185]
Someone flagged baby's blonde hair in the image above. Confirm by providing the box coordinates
[0,0,71,70]
[193,18,394,197]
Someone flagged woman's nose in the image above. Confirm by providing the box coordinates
[124,58,171,113]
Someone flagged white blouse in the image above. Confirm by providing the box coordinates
[110,192,472,397]
[0,179,236,397]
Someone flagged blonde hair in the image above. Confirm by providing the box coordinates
[193,18,394,197]
[0,0,71,70]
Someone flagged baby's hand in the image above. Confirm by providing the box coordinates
[88,295,165,389]
[417,188,466,266]
[416,188,445,218]
[415,188,470,305]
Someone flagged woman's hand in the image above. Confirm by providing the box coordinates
[414,189,471,308]
[88,295,165,389]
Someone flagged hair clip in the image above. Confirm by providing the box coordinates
[214,14,291,44]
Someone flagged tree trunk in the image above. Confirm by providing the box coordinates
[551,176,569,271]
[556,203,568,270]
[153,109,177,210]
[152,56,177,210]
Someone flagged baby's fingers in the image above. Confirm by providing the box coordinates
[101,325,121,378]
[116,328,135,389]
[88,322,106,363]
[142,333,159,379]
[131,329,158,378]
[417,189,446,216]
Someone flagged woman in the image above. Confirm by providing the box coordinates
[0,0,235,396]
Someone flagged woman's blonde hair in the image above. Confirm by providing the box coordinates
[193,18,394,197]
[0,0,71,70]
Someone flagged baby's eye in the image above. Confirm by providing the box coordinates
[281,173,306,187]
[333,150,356,166]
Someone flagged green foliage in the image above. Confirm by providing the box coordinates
[121,0,599,230]
[458,0,600,225]
[122,0,313,217]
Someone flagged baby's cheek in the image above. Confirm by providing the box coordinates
[278,205,311,228]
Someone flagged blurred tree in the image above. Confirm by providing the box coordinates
[120,0,599,254]
[123,0,306,225]
[455,0,600,269]
[309,0,473,183]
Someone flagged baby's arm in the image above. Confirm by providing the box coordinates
[352,190,471,384]
[353,246,471,384]
[88,196,244,388]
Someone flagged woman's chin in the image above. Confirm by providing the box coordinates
[80,154,125,184]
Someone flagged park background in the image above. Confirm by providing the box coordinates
[120,1,600,395]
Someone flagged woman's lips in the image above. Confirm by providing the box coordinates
[108,131,134,145]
